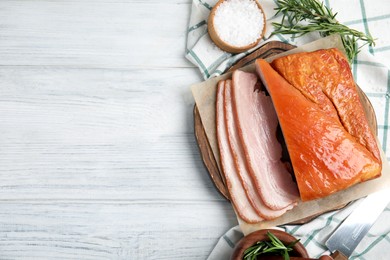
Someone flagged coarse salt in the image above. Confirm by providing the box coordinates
[213,0,264,47]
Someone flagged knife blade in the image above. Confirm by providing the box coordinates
[325,188,390,259]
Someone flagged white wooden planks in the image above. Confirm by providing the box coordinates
[0,202,236,259]
[0,66,220,201]
[0,0,237,259]
[0,0,195,68]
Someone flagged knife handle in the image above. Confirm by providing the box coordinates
[330,251,348,260]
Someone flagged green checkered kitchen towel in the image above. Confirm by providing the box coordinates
[185,0,390,259]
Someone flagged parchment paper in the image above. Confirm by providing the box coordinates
[190,35,390,235]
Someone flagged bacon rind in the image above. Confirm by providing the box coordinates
[256,58,382,201]
[271,48,381,165]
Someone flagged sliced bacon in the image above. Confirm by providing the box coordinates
[232,70,299,210]
[224,80,293,220]
[216,80,263,223]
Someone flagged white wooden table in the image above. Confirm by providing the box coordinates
[0,0,237,258]
[2,1,390,259]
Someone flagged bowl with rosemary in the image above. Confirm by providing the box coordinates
[230,229,308,260]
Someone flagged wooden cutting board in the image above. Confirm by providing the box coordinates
[193,41,378,218]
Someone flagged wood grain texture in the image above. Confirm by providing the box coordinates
[0,67,217,201]
[194,106,229,200]
[0,201,236,259]
[0,0,237,259]
[0,0,194,68]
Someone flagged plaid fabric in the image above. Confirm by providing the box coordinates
[185,0,390,258]
[207,201,390,259]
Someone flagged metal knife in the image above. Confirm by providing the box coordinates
[325,188,390,259]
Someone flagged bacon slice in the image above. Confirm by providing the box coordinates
[231,70,299,210]
[224,80,293,219]
[216,80,263,223]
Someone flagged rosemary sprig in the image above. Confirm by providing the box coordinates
[271,0,375,62]
[243,231,300,260]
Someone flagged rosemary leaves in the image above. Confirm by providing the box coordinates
[243,231,300,260]
[272,0,375,62]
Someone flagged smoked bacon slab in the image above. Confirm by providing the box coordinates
[256,56,382,201]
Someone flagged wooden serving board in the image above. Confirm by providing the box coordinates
[193,41,378,213]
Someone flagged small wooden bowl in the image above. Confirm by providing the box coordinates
[230,229,309,260]
[208,0,267,54]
